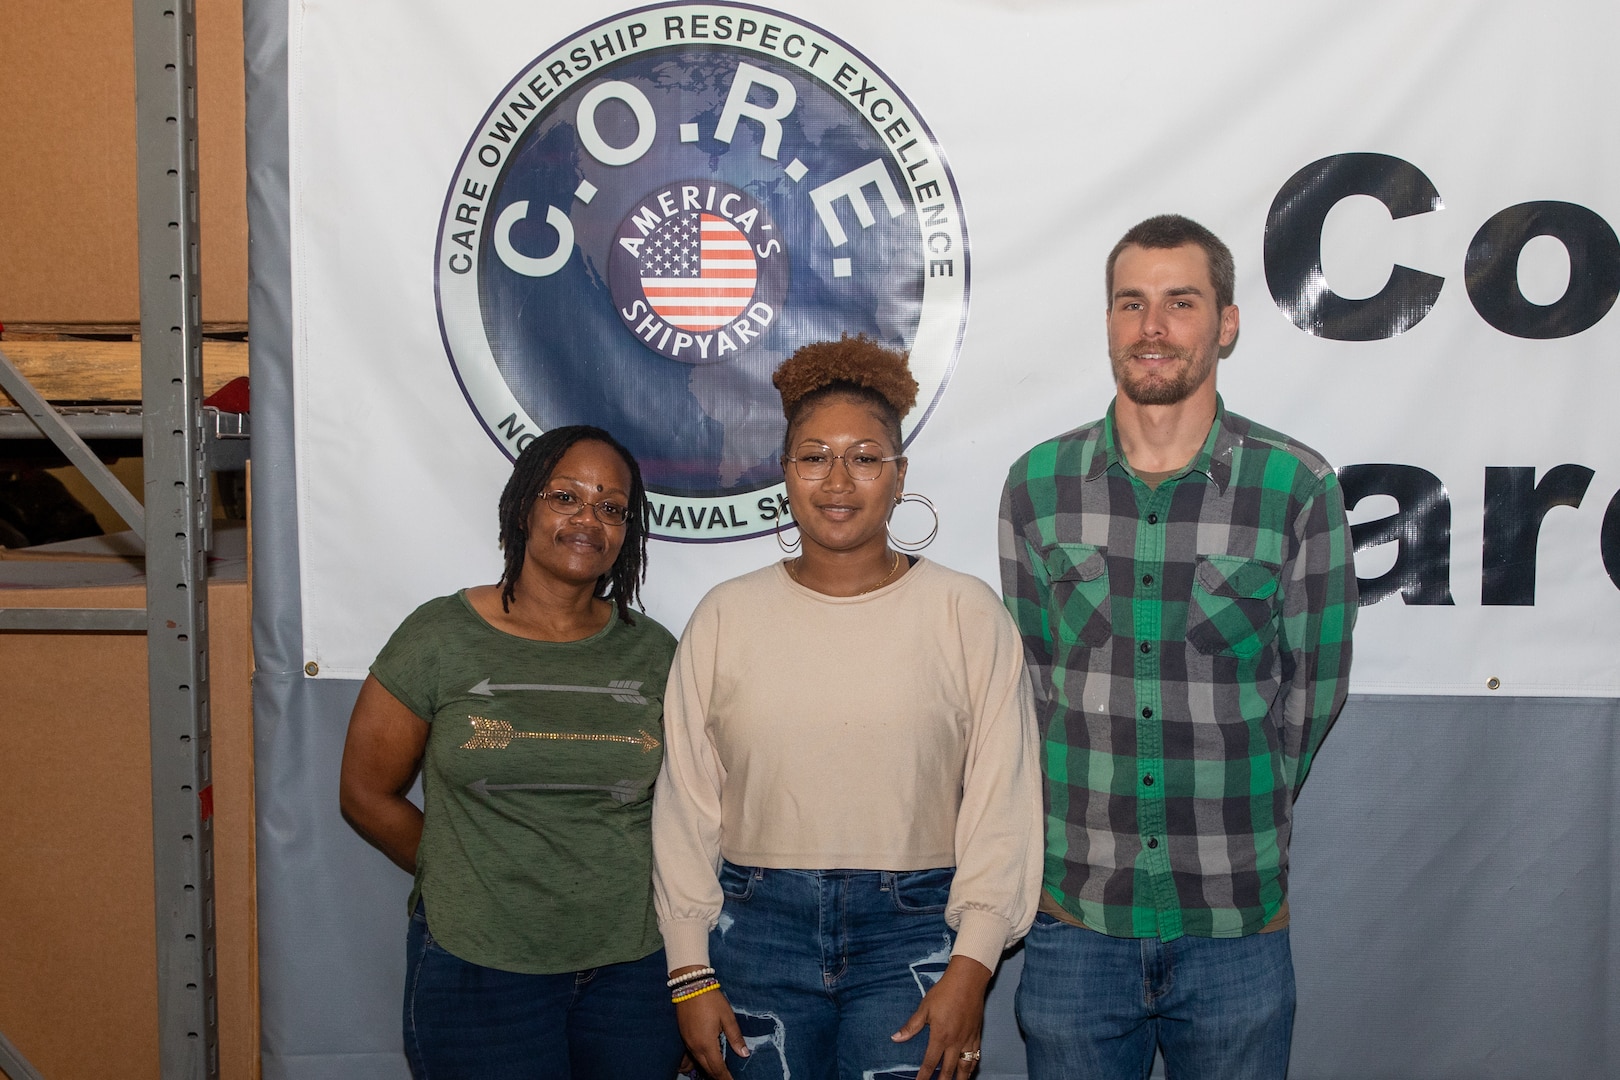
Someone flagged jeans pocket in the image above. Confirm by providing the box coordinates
[718,860,758,901]
[409,901,454,957]
[890,866,953,914]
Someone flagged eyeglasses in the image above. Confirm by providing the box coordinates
[783,441,902,482]
[538,490,630,526]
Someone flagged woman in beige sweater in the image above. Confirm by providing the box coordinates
[652,336,1042,1080]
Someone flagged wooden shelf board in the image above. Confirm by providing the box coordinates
[0,339,248,405]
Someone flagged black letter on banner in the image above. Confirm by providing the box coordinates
[1264,153,1444,341]
[1463,202,1620,339]
[1481,464,1594,605]
[1601,487,1620,591]
[1339,464,1454,606]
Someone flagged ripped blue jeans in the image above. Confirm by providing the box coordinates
[710,860,958,1080]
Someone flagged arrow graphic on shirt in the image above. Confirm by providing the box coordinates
[460,715,661,753]
[466,777,645,804]
[467,678,647,704]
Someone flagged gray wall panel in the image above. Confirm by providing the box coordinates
[253,673,413,1080]
[243,0,300,677]
[1289,696,1619,1077]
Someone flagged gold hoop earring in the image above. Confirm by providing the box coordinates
[888,492,939,552]
[774,523,801,554]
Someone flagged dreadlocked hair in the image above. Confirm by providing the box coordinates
[771,334,920,452]
[496,425,650,625]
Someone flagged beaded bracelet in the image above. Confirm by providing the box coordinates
[671,977,718,999]
[666,966,716,989]
[671,978,721,1004]
[672,979,718,1004]
[673,982,719,1005]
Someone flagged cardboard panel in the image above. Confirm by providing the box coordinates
[0,576,257,1079]
[0,0,247,324]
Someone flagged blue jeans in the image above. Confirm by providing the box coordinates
[710,861,958,1080]
[1016,913,1295,1080]
[403,904,685,1080]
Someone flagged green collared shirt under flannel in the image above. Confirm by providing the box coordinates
[998,397,1356,940]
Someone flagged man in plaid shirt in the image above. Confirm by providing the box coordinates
[999,214,1356,1079]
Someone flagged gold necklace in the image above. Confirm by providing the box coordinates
[788,550,904,595]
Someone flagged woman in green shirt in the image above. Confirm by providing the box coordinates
[339,425,684,1079]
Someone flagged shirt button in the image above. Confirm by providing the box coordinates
[1140,642,1151,654]
[1141,706,1153,718]
[1147,513,1159,524]
[1147,837,1159,849]
[1143,775,1154,786]
[1142,574,1154,586]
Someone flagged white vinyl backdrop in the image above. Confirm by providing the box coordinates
[291,0,1620,693]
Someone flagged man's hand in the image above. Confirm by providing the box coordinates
[891,954,992,1080]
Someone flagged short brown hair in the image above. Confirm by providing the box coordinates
[771,334,919,451]
[1105,214,1235,311]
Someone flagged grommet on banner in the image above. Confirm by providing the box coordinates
[1486,677,1500,690]
[305,661,320,677]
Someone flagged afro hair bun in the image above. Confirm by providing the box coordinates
[771,334,919,420]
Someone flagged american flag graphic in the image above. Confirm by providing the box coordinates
[639,212,758,331]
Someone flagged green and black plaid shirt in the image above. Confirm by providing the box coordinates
[999,397,1356,940]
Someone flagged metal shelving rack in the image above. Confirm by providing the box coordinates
[0,0,222,1076]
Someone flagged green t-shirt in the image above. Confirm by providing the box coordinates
[372,591,677,974]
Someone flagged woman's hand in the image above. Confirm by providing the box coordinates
[338,676,430,873]
[891,954,992,1080]
[670,965,747,1080]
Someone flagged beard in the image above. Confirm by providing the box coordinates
[1110,337,1218,406]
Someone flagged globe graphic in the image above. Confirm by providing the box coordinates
[474,48,926,498]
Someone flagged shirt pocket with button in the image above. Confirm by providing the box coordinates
[1043,543,1112,647]
[1186,554,1282,658]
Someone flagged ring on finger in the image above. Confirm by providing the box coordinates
[959,1049,982,1062]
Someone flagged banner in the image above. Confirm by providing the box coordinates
[291,0,1620,694]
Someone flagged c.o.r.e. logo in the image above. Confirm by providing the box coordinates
[436,3,968,542]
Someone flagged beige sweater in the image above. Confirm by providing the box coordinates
[651,558,1043,971]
